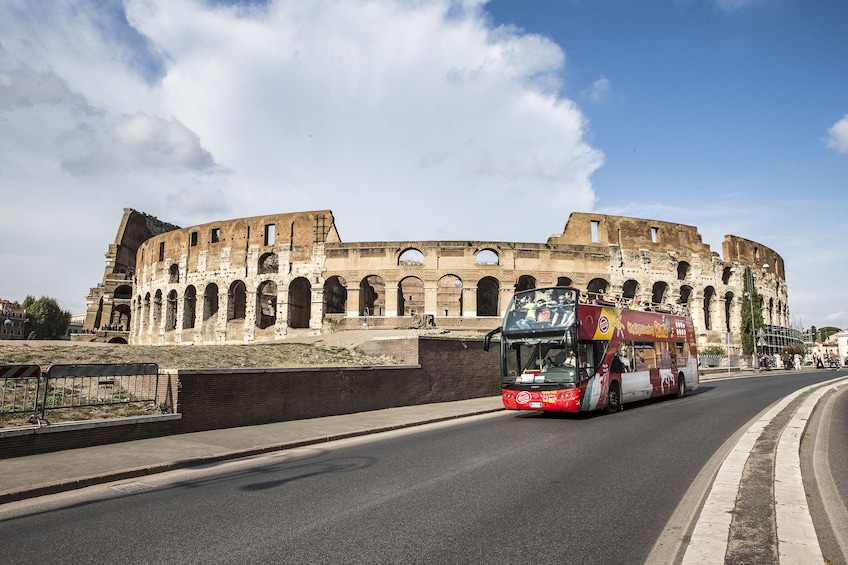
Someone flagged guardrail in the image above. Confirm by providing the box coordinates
[1,363,159,425]
[0,365,42,419]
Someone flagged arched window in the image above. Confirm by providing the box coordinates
[183,286,197,329]
[437,275,463,317]
[257,281,277,329]
[153,290,163,326]
[165,290,178,331]
[679,285,693,306]
[112,304,131,329]
[475,249,499,265]
[169,264,180,283]
[515,275,536,292]
[703,286,715,330]
[587,278,609,298]
[228,281,247,321]
[359,275,385,316]
[288,277,312,328]
[323,276,347,314]
[398,276,424,316]
[114,285,132,300]
[477,277,500,317]
[677,262,690,281]
[724,291,734,332]
[622,280,639,301]
[203,284,219,322]
[398,248,424,266]
[651,282,668,306]
[556,276,573,287]
[258,252,278,274]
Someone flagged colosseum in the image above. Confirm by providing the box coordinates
[80,208,798,355]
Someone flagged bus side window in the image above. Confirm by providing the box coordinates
[634,343,657,371]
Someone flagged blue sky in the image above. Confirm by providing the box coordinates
[0,0,846,329]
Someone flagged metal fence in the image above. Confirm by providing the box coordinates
[0,365,42,417]
[1,363,159,424]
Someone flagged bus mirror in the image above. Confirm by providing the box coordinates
[484,327,502,351]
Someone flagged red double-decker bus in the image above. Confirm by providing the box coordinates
[484,286,699,414]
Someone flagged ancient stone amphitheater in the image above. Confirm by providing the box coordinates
[80,208,795,353]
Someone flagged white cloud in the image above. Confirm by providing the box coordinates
[714,0,765,13]
[0,0,602,312]
[586,76,611,102]
[62,113,218,175]
[826,114,848,154]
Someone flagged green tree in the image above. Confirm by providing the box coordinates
[819,326,841,342]
[20,295,71,340]
[740,267,764,356]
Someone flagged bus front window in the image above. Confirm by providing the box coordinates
[507,343,579,385]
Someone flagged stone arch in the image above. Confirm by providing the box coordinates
[724,291,734,332]
[703,286,716,330]
[112,304,131,329]
[398,248,424,266]
[477,276,500,317]
[228,280,247,321]
[556,276,573,287]
[678,285,693,306]
[183,285,197,329]
[323,276,347,314]
[257,280,278,329]
[107,336,128,344]
[767,297,774,325]
[722,265,733,285]
[475,249,499,265]
[288,277,312,328]
[153,290,163,328]
[359,275,385,316]
[622,280,639,301]
[651,281,668,306]
[142,293,150,330]
[398,276,424,315]
[258,252,279,274]
[437,275,463,316]
[165,289,178,331]
[114,284,132,300]
[515,275,536,292]
[203,283,219,322]
[169,264,179,283]
[677,261,690,281]
[94,296,104,330]
[587,278,609,297]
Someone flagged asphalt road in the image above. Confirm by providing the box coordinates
[0,371,839,564]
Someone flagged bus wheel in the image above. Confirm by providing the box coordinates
[604,383,621,414]
[676,375,686,398]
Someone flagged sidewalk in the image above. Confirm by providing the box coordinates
[0,396,504,504]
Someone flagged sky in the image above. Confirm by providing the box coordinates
[0,0,846,329]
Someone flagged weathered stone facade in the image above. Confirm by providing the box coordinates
[82,209,790,352]
[81,209,180,344]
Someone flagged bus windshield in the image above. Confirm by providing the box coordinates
[503,287,578,335]
[506,341,580,385]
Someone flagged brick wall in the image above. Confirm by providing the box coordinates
[0,337,500,457]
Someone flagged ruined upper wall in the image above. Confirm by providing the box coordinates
[548,212,716,259]
[722,235,785,279]
[136,210,338,273]
[107,208,181,277]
